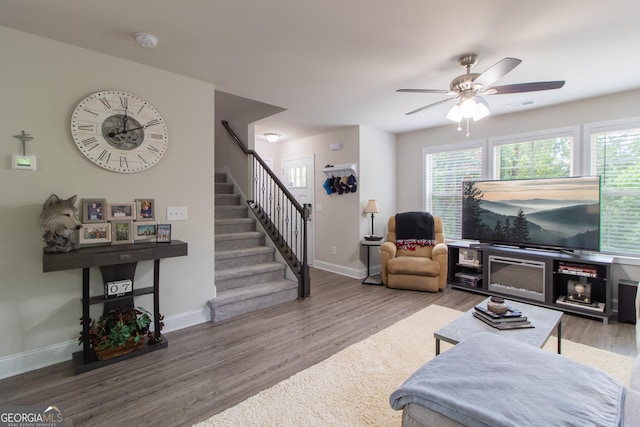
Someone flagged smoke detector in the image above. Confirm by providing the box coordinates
[135,33,158,48]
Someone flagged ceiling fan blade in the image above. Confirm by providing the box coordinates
[484,81,566,95]
[406,97,457,115]
[474,57,522,88]
[397,88,451,94]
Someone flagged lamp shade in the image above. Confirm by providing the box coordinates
[364,199,380,214]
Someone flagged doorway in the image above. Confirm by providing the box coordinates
[281,154,315,265]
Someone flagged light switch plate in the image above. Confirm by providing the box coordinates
[167,206,187,220]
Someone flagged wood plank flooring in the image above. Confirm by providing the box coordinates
[0,267,636,426]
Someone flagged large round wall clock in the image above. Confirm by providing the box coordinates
[70,90,168,173]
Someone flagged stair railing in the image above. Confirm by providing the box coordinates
[221,120,310,298]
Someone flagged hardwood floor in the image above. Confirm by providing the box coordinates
[0,267,636,426]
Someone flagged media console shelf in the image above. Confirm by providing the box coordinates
[447,240,612,323]
[43,240,188,374]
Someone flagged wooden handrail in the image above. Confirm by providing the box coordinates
[220,120,310,298]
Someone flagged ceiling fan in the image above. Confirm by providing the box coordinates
[397,54,565,134]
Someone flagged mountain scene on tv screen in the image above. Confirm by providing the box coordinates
[463,179,600,250]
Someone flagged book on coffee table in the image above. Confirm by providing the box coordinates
[473,312,534,330]
[474,305,525,321]
[474,309,528,324]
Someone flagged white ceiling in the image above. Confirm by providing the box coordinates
[2,0,639,143]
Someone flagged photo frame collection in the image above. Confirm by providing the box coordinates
[79,198,171,246]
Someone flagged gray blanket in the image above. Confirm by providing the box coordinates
[390,332,625,427]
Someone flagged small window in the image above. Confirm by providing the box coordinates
[287,166,307,189]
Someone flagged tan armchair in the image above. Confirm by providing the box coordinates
[380,214,448,292]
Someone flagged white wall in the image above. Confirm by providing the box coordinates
[255,125,396,278]
[397,89,640,211]
[0,26,216,377]
[359,126,396,272]
[215,91,285,196]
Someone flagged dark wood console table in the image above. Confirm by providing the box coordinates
[43,240,188,374]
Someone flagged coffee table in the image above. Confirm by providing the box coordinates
[434,297,563,355]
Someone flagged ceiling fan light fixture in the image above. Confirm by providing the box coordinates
[446,104,462,122]
[264,133,280,143]
[459,97,478,118]
[472,96,491,121]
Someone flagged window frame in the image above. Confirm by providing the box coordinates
[423,118,640,258]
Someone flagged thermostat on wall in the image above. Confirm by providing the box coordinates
[12,153,37,171]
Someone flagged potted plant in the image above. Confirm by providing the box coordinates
[79,307,162,361]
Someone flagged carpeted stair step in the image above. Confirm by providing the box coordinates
[215,231,265,251]
[215,182,234,194]
[215,246,275,270]
[216,262,286,291]
[215,218,256,234]
[208,279,298,322]
[216,205,248,219]
[216,193,241,206]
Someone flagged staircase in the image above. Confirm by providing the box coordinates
[208,172,299,322]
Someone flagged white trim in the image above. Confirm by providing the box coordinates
[312,260,361,279]
[421,138,484,155]
[0,339,77,380]
[0,309,211,380]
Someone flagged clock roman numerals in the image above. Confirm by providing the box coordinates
[120,96,128,109]
[120,155,129,169]
[81,137,99,151]
[99,97,112,110]
[149,133,165,140]
[78,124,95,131]
[98,150,111,163]
[82,108,99,116]
[146,119,161,127]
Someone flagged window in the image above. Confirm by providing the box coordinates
[491,129,575,180]
[587,119,640,255]
[287,166,307,188]
[425,144,482,239]
[424,120,640,256]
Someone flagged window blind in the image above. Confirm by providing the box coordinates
[426,146,482,239]
[590,126,640,255]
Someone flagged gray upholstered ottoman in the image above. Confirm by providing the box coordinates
[390,332,640,426]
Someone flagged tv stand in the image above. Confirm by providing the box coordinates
[448,241,612,323]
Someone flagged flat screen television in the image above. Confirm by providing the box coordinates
[462,176,601,252]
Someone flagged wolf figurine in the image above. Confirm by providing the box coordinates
[39,194,83,253]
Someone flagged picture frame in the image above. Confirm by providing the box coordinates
[107,202,136,221]
[78,223,111,245]
[135,198,155,221]
[111,220,134,245]
[157,224,172,243]
[134,221,158,242]
[82,198,107,223]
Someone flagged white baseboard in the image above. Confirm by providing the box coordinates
[311,260,381,280]
[0,307,212,380]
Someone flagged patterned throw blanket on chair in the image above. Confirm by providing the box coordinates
[395,212,436,250]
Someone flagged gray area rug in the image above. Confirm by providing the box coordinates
[195,305,635,426]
